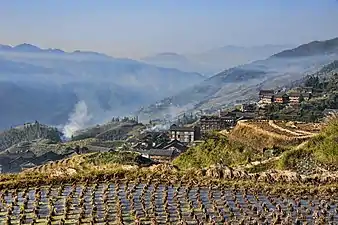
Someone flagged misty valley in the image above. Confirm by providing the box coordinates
[1,38,338,138]
[2,3,338,224]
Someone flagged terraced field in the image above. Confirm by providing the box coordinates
[0,180,337,225]
[244,120,319,139]
[273,121,321,135]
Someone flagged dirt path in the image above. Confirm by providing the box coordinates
[268,120,316,139]
[268,120,313,136]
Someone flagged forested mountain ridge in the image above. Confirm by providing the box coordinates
[0,121,61,152]
[0,44,205,131]
[137,37,338,120]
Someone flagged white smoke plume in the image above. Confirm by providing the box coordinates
[62,100,93,138]
[144,123,171,132]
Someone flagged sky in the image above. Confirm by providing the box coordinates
[1,0,338,58]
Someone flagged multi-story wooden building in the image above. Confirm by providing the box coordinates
[169,124,200,143]
[259,90,275,104]
[288,92,302,104]
[240,103,257,112]
[200,115,236,133]
[274,93,289,104]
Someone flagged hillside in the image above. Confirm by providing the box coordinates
[142,45,293,75]
[273,37,338,58]
[137,37,338,120]
[0,44,204,130]
[0,122,61,152]
[173,120,321,171]
[265,61,338,122]
[71,119,145,141]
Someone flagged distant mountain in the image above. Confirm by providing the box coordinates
[13,43,44,52]
[0,44,205,133]
[142,45,294,75]
[137,37,338,120]
[273,38,338,58]
[141,52,210,74]
[0,43,112,58]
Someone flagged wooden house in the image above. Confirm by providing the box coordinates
[200,115,234,133]
[169,124,200,143]
[154,139,188,153]
[240,103,257,113]
[259,90,274,104]
[274,93,289,104]
[288,92,302,104]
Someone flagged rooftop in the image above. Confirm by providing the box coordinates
[274,93,288,98]
[170,124,195,132]
[259,90,274,95]
[289,92,301,97]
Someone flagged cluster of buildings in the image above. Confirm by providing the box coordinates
[258,88,312,105]
[130,130,191,162]
[0,149,73,173]
[199,107,256,134]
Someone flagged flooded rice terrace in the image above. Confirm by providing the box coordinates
[0,181,337,224]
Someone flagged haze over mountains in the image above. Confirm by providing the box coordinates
[137,37,338,120]
[1,37,338,135]
[141,45,294,76]
[0,44,204,134]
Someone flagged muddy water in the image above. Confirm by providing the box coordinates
[0,182,337,224]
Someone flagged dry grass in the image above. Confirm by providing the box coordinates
[229,120,306,151]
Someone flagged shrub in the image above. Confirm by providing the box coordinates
[173,133,259,170]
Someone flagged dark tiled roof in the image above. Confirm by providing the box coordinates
[170,124,194,132]
[200,115,221,120]
[259,90,274,95]
[20,162,37,168]
[162,140,187,152]
[274,93,288,98]
[289,92,301,97]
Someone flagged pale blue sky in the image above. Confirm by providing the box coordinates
[1,0,338,57]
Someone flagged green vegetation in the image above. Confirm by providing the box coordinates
[309,118,338,166]
[173,133,260,170]
[88,151,153,166]
[277,148,313,170]
[265,61,338,122]
[246,160,277,173]
[71,120,144,141]
[278,118,338,171]
[0,121,61,152]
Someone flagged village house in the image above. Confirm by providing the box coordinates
[240,103,257,113]
[302,86,314,94]
[154,139,188,153]
[200,114,236,133]
[302,93,312,101]
[288,92,302,105]
[274,93,289,104]
[169,124,200,143]
[132,131,170,150]
[259,90,275,104]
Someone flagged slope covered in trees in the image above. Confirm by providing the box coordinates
[0,121,61,152]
